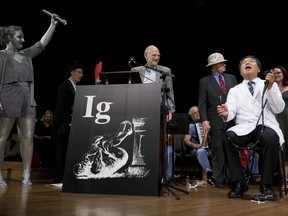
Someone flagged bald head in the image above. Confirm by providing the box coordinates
[144,45,159,55]
[144,45,161,67]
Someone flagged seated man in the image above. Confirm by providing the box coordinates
[217,55,285,201]
[184,106,215,185]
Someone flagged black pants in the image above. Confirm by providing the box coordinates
[223,125,279,185]
[55,130,70,181]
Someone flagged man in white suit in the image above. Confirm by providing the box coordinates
[217,55,285,201]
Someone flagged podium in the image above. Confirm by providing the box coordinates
[100,71,142,84]
[62,83,162,196]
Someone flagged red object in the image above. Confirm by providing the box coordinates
[219,75,226,94]
[94,61,102,83]
[240,149,248,167]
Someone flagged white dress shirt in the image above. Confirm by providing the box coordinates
[143,68,156,83]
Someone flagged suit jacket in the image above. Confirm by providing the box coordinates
[52,79,76,137]
[198,73,238,131]
[131,65,175,113]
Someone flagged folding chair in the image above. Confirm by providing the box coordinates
[174,134,203,182]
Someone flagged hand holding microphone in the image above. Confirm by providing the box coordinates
[263,69,275,94]
[217,95,228,122]
[42,9,67,25]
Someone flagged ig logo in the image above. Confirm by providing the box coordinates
[83,96,113,124]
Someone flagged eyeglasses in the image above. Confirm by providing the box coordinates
[150,54,161,57]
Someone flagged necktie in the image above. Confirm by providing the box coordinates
[248,81,254,95]
[219,75,226,94]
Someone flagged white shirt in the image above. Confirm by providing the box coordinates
[143,68,156,83]
[69,78,76,91]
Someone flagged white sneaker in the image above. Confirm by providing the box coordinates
[22,169,32,187]
[22,178,32,187]
[0,178,7,188]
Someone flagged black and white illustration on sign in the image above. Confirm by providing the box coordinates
[73,118,149,179]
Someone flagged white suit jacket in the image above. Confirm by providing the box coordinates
[225,77,285,145]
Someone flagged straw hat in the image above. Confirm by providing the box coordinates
[206,53,227,67]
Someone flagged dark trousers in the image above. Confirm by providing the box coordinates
[55,131,69,181]
[210,129,227,184]
[223,125,279,185]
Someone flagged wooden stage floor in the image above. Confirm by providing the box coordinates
[0,178,287,216]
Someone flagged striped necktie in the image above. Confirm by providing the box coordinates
[248,81,254,95]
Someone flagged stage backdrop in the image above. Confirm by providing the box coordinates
[62,83,162,196]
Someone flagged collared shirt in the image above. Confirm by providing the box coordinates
[68,78,76,91]
[212,72,225,85]
[244,78,257,88]
[143,68,156,83]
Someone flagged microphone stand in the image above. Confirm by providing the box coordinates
[159,73,188,200]
[261,82,268,133]
[128,57,175,78]
[128,58,187,199]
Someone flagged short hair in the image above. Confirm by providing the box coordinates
[239,55,262,71]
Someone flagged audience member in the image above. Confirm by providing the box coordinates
[217,55,285,201]
[52,61,84,183]
[33,109,56,168]
[184,106,215,185]
[0,15,59,188]
[198,52,238,188]
[130,45,175,181]
[273,65,288,187]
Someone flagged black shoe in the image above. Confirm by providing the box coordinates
[207,171,215,186]
[228,179,248,198]
[260,184,277,201]
[207,178,215,186]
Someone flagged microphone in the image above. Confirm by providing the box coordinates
[218,95,223,105]
[263,69,272,76]
[128,57,136,67]
[263,69,272,95]
[42,9,67,25]
[218,95,225,126]
[263,81,269,95]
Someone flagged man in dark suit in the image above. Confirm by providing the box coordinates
[130,45,175,182]
[198,52,238,188]
[52,61,84,183]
